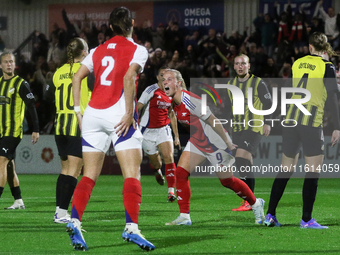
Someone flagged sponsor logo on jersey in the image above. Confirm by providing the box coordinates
[156,100,171,109]
[0,96,10,105]
[178,119,189,125]
[156,101,171,107]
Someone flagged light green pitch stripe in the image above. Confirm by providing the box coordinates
[200,88,217,105]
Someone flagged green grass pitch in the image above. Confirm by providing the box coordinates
[0,175,339,254]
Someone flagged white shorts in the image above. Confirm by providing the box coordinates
[141,125,173,155]
[184,141,235,167]
[82,105,143,153]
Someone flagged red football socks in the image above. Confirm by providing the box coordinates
[71,176,95,221]
[176,166,190,213]
[123,178,141,224]
[165,163,176,188]
[220,177,256,205]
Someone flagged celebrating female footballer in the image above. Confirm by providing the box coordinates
[162,69,265,226]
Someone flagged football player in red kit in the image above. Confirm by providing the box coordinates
[66,7,154,251]
[137,66,180,202]
[162,69,265,226]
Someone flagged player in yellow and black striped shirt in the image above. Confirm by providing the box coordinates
[0,52,39,209]
[47,38,91,223]
[265,32,340,229]
[225,54,272,211]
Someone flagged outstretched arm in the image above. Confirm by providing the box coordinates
[169,109,181,149]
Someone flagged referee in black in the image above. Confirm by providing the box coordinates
[0,51,39,209]
[225,54,273,211]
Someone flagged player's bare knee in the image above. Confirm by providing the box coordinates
[149,153,162,169]
[162,154,174,164]
[216,170,233,180]
[0,156,10,168]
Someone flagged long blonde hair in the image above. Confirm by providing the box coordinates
[66,38,87,78]
[309,32,337,57]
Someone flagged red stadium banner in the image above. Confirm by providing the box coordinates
[48,2,154,34]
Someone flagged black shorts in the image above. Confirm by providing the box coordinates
[232,130,262,156]
[0,136,21,160]
[282,125,324,157]
[55,135,82,159]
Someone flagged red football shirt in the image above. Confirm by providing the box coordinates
[82,36,148,110]
[138,83,172,128]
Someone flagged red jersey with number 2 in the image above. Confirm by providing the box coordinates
[81,36,148,110]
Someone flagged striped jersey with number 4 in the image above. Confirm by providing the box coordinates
[82,36,148,110]
[286,55,338,127]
